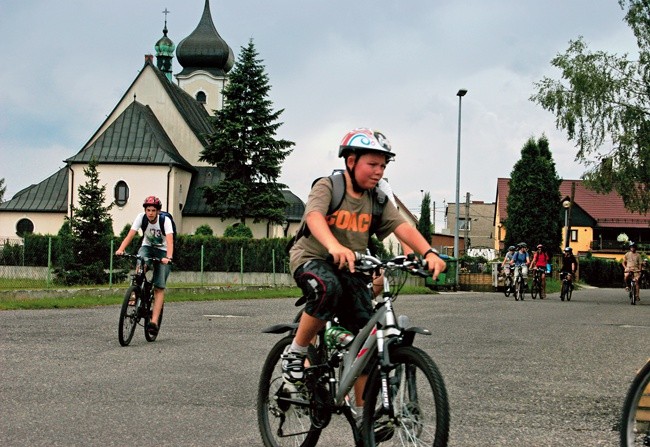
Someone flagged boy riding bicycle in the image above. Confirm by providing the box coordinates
[282,128,446,420]
[115,196,174,336]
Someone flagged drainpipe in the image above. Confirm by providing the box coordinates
[67,163,74,220]
[166,164,172,211]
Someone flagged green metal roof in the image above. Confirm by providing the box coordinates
[0,168,68,212]
[66,101,194,171]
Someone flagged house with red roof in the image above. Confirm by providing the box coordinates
[494,178,650,260]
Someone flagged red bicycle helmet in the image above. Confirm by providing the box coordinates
[142,196,162,210]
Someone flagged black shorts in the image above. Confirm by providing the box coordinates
[293,259,374,334]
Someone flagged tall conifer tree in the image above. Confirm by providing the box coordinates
[200,39,294,225]
[418,192,432,244]
[504,136,563,254]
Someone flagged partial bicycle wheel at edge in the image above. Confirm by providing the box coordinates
[620,359,650,446]
[258,336,322,447]
[118,285,139,346]
[503,276,512,297]
[362,346,450,447]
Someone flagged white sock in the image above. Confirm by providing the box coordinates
[290,341,308,355]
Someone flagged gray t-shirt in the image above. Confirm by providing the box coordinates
[289,178,405,274]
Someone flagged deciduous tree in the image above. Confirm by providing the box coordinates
[531,0,650,212]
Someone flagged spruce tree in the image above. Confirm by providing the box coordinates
[56,159,114,284]
[200,39,294,225]
[504,136,563,254]
[418,192,432,244]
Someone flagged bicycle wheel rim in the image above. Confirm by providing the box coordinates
[620,360,650,446]
[362,346,449,447]
[257,336,321,447]
[118,286,139,346]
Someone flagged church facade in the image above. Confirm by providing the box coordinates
[0,0,304,240]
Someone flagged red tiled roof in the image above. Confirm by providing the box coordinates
[496,178,650,229]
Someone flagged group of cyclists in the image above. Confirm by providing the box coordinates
[500,242,578,299]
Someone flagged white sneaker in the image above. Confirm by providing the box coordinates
[281,345,306,385]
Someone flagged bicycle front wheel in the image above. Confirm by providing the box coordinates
[144,296,164,342]
[118,285,139,346]
[258,336,322,447]
[561,281,569,301]
[531,277,539,299]
[362,346,450,447]
[503,276,512,297]
[620,359,650,447]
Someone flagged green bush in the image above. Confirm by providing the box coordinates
[223,224,253,238]
[578,255,623,287]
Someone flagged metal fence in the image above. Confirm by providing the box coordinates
[0,237,291,289]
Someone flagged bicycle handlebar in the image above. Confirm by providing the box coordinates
[117,253,167,264]
[327,252,439,278]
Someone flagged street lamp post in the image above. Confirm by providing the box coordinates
[562,199,571,248]
[454,89,467,286]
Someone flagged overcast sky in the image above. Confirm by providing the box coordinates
[0,0,639,230]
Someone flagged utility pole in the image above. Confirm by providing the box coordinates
[464,192,470,253]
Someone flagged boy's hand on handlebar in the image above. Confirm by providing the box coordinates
[425,253,446,281]
[328,245,357,273]
[115,249,125,256]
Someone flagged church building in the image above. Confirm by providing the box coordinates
[0,0,305,240]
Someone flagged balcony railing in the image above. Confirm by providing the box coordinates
[590,240,649,251]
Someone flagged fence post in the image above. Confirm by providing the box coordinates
[47,237,52,288]
[240,246,244,285]
[201,244,205,286]
[109,239,114,286]
[272,248,276,286]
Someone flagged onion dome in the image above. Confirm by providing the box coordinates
[176,0,234,76]
[155,23,175,57]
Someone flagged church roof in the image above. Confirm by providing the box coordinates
[182,167,305,221]
[0,168,68,212]
[176,0,234,77]
[66,100,195,172]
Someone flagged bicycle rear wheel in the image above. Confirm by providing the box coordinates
[620,359,650,446]
[362,346,449,447]
[118,285,139,346]
[258,336,322,447]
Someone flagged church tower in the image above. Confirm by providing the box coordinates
[175,0,234,115]
[155,9,175,82]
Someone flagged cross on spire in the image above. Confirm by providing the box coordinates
[162,8,170,24]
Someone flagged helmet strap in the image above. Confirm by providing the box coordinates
[345,154,368,193]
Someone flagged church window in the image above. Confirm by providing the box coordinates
[196,91,207,104]
[115,181,129,207]
[16,218,34,237]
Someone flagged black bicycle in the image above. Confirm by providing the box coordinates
[502,267,513,298]
[560,272,573,302]
[118,254,164,346]
[530,268,542,300]
[620,358,650,446]
[627,275,640,306]
[257,253,450,447]
[513,265,525,301]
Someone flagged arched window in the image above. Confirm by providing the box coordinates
[196,91,207,104]
[16,218,34,237]
[114,181,129,207]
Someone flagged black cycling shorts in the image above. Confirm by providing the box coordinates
[293,259,374,334]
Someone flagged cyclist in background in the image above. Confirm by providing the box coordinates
[501,245,516,277]
[510,242,530,289]
[560,247,577,296]
[116,196,174,336]
[530,244,551,299]
[623,241,642,302]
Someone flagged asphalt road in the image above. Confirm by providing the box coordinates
[1,287,648,446]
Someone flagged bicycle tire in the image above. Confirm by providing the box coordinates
[503,276,512,297]
[620,359,650,447]
[144,297,164,342]
[560,281,568,302]
[118,285,139,346]
[514,277,520,301]
[258,336,322,447]
[362,346,450,447]
[629,281,637,306]
[531,274,539,300]
[566,282,572,302]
